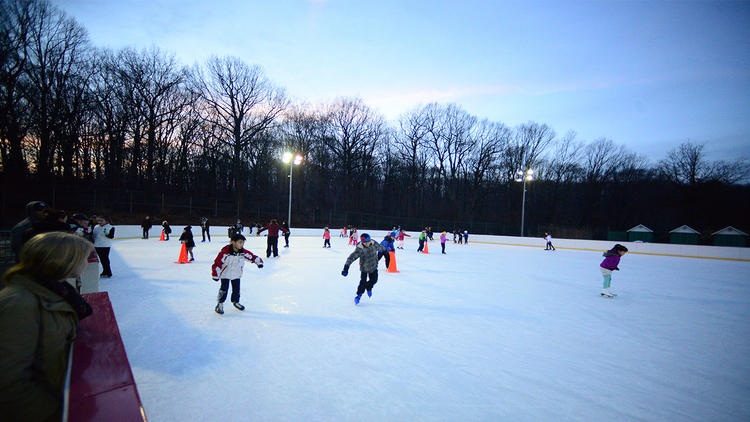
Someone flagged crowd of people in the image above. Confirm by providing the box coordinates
[1,201,104,421]
[0,207,630,419]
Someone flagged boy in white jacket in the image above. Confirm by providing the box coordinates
[211,234,264,314]
[93,215,115,278]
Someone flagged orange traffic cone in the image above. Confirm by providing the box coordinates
[159,230,165,241]
[387,251,399,273]
[423,241,429,254]
[174,243,190,264]
[348,236,352,245]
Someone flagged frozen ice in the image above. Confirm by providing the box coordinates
[101,232,750,421]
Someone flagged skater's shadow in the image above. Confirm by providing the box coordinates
[99,245,233,377]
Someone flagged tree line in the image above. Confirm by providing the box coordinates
[1,0,748,238]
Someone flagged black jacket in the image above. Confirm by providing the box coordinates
[179,229,196,248]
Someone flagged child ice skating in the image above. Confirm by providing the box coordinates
[417,230,427,252]
[440,231,447,254]
[341,233,386,305]
[93,215,115,278]
[600,244,628,297]
[179,226,196,261]
[544,232,556,251]
[201,217,211,242]
[379,234,395,268]
[396,229,410,249]
[323,227,331,248]
[211,234,264,314]
[161,220,171,240]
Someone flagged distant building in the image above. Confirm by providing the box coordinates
[669,225,700,245]
[627,224,654,242]
[712,226,748,247]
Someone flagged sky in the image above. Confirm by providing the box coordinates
[53,0,750,161]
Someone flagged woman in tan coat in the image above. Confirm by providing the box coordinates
[0,232,94,422]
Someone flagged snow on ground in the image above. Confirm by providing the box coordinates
[101,233,750,422]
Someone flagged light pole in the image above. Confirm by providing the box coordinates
[515,169,534,237]
[282,152,303,228]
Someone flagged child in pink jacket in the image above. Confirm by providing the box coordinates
[323,227,331,248]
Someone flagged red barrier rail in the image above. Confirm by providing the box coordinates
[66,292,147,422]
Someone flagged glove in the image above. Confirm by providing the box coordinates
[341,266,349,277]
[614,267,620,271]
[257,262,264,268]
[212,277,219,282]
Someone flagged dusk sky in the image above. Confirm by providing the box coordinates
[54,0,750,161]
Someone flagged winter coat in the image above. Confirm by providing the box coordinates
[600,249,622,270]
[211,244,263,280]
[21,220,70,248]
[344,241,386,273]
[10,202,47,259]
[396,232,411,241]
[93,224,115,248]
[281,222,290,235]
[259,222,283,237]
[323,230,331,239]
[419,232,427,241]
[201,218,210,230]
[381,236,395,252]
[440,234,447,244]
[180,229,196,248]
[0,274,80,422]
[141,219,152,230]
[162,223,172,234]
[545,235,552,242]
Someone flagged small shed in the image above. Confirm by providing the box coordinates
[627,224,654,242]
[669,225,700,245]
[712,226,748,247]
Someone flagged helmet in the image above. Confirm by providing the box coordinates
[360,233,371,242]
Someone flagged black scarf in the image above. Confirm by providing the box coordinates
[39,278,94,320]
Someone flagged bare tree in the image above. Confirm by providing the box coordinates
[0,0,34,178]
[657,141,749,185]
[499,121,555,182]
[322,97,386,209]
[24,0,89,179]
[193,56,287,208]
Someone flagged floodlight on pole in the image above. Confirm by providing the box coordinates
[282,152,303,228]
[515,169,534,237]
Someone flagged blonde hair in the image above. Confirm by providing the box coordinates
[2,232,93,284]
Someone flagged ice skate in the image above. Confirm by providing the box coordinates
[354,295,361,305]
[215,303,224,314]
[232,302,245,311]
[366,289,372,298]
[600,288,615,298]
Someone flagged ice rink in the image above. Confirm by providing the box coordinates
[101,232,750,421]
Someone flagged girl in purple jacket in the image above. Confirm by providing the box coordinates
[600,244,628,297]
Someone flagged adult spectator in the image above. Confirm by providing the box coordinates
[10,201,48,262]
[0,232,94,422]
[20,209,70,252]
[93,215,115,278]
[141,216,153,239]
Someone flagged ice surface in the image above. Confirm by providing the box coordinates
[101,233,750,421]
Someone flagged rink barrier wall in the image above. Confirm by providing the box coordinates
[114,226,750,262]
